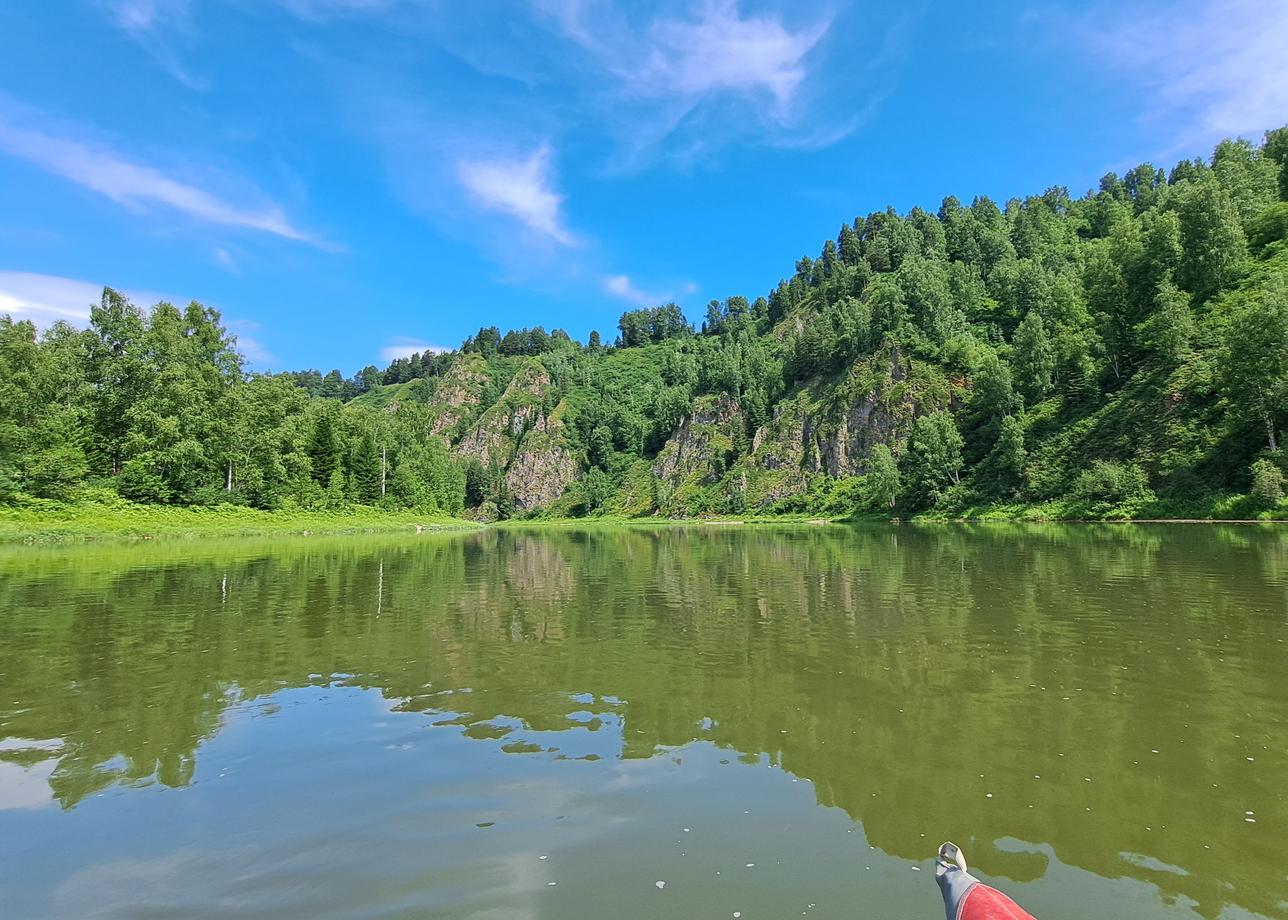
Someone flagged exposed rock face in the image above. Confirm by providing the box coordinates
[428,355,492,438]
[816,347,912,477]
[455,361,550,469]
[421,344,942,516]
[739,344,937,507]
[654,394,743,486]
[652,394,744,513]
[443,359,580,512]
[741,395,814,505]
[505,405,578,511]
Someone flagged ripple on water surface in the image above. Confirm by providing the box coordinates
[0,524,1285,919]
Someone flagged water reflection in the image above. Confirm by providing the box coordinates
[0,524,1285,918]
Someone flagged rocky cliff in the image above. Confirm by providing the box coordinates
[455,360,550,469]
[651,394,745,515]
[505,402,579,511]
[427,354,494,439]
[734,344,949,508]
[421,344,949,517]
[447,359,580,513]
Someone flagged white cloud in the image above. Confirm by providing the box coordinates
[457,145,576,246]
[0,104,316,243]
[326,73,579,272]
[0,758,57,811]
[0,272,273,366]
[380,336,451,362]
[235,335,272,365]
[531,0,837,164]
[1081,0,1288,148]
[213,247,240,273]
[225,319,274,366]
[309,2,900,279]
[276,0,399,20]
[0,271,163,326]
[638,1,829,115]
[532,0,596,45]
[98,0,206,89]
[107,0,175,34]
[603,274,671,307]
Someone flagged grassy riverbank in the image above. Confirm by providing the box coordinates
[0,497,478,544]
[914,488,1288,523]
[505,500,1287,528]
[2,496,1283,544]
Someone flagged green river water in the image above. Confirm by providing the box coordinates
[0,524,1285,919]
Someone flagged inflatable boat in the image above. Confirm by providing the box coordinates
[935,842,1036,920]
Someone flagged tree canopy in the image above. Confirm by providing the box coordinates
[3,126,1286,520]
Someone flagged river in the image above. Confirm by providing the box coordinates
[1,524,1284,919]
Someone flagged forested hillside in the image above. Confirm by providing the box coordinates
[3,129,1288,521]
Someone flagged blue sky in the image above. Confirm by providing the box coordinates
[1,1,1285,372]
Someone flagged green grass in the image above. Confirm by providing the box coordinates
[914,494,1288,523]
[0,497,479,544]
[3,491,1282,545]
[495,511,848,530]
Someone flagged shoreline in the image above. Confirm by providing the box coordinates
[0,503,481,545]
[505,515,1285,527]
[3,502,1283,545]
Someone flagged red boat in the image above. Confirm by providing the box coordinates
[935,843,1037,920]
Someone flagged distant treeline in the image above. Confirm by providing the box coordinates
[2,127,1287,519]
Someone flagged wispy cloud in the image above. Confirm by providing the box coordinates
[0,271,276,366]
[602,273,687,307]
[0,271,162,326]
[225,319,274,366]
[335,2,852,177]
[98,0,206,89]
[635,1,829,115]
[308,0,907,277]
[539,0,826,110]
[380,336,451,362]
[213,247,240,273]
[324,69,578,276]
[275,0,399,21]
[0,100,318,244]
[99,0,402,60]
[530,0,840,166]
[1076,0,1288,149]
[457,145,576,246]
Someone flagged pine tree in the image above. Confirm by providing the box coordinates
[838,223,862,265]
[309,407,342,485]
[349,430,382,503]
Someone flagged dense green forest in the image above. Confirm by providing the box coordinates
[3,128,1288,522]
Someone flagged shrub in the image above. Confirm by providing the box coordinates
[1250,458,1285,506]
[1247,201,1288,256]
[1071,460,1151,505]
